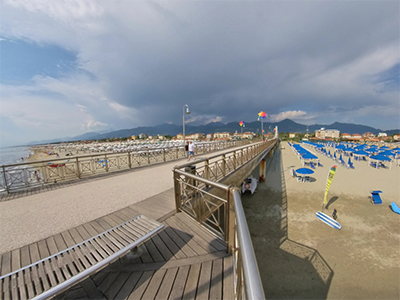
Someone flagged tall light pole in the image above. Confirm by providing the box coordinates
[183,104,190,144]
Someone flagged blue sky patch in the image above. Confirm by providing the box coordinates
[0,39,78,84]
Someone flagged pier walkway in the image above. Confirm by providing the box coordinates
[0,143,268,299]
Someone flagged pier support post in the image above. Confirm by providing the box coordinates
[259,159,266,182]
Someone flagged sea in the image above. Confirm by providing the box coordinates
[0,146,33,166]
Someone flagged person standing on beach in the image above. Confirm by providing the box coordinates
[188,141,196,161]
[185,141,189,158]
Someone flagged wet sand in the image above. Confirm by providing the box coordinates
[242,141,400,299]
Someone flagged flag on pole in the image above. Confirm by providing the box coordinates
[322,165,337,210]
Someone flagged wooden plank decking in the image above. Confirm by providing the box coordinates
[0,189,234,299]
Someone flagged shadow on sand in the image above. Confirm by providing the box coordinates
[242,142,333,299]
[326,196,339,209]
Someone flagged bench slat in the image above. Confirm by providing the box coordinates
[0,215,163,300]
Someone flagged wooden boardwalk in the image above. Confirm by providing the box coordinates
[0,189,234,299]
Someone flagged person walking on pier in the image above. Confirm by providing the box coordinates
[185,141,189,158]
[188,141,196,161]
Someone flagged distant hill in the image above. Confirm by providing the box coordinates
[28,119,399,144]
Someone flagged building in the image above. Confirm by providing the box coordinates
[131,135,137,140]
[242,132,254,139]
[206,133,213,139]
[214,132,231,139]
[351,133,362,140]
[176,133,183,139]
[289,133,298,139]
[233,131,243,139]
[378,133,388,137]
[363,132,375,139]
[315,128,340,139]
[139,133,149,139]
[340,133,351,139]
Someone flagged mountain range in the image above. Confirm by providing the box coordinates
[28,119,400,145]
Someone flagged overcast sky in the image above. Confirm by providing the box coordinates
[0,0,399,146]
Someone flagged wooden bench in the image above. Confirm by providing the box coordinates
[0,215,164,300]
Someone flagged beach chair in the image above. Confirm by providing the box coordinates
[310,162,315,169]
[370,190,383,205]
[390,202,400,215]
[290,169,301,182]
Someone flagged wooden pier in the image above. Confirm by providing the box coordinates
[0,189,234,299]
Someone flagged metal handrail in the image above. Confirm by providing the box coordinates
[172,141,276,299]
[231,188,265,300]
[0,140,245,194]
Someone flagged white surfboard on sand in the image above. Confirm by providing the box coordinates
[316,211,342,230]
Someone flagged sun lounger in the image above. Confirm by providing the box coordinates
[391,202,400,214]
[310,162,315,169]
[370,190,383,204]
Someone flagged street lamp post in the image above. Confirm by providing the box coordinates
[183,104,190,144]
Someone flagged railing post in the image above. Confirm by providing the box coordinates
[204,159,210,181]
[227,188,235,254]
[163,149,166,162]
[204,159,210,188]
[75,157,81,179]
[128,152,132,169]
[233,151,237,170]
[173,167,182,213]
[147,150,150,164]
[2,166,9,194]
[105,155,109,172]
[222,154,226,177]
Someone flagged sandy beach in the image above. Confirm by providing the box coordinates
[242,141,400,299]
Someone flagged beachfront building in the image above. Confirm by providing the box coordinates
[233,131,243,139]
[131,135,137,140]
[139,133,149,139]
[351,133,362,140]
[185,133,205,140]
[206,133,213,139]
[363,132,375,139]
[157,135,166,140]
[315,128,340,139]
[378,132,388,137]
[214,132,231,139]
[176,133,183,139]
[340,133,351,139]
[242,132,254,139]
[289,133,298,139]
[393,134,400,141]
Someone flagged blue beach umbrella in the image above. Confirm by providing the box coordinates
[354,150,369,156]
[370,154,391,161]
[302,153,318,159]
[380,150,395,157]
[296,168,314,175]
